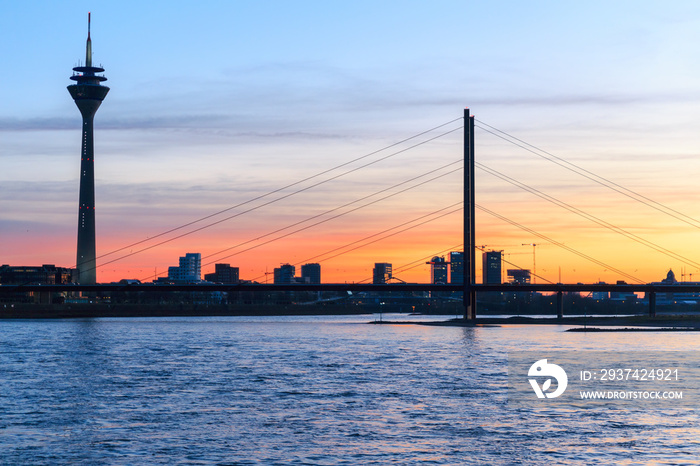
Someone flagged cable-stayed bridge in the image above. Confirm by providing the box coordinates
[5,108,700,319]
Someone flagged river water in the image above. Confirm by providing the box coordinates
[1,314,698,465]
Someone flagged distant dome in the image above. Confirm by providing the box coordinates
[664,269,677,284]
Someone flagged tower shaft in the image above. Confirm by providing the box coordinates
[74,103,99,284]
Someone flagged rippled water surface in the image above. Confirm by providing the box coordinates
[1,314,699,464]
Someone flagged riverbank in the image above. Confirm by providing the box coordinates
[4,303,700,329]
[371,314,700,329]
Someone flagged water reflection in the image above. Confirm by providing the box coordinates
[0,316,699,463]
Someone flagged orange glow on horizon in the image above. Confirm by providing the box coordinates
[7,198,696,287]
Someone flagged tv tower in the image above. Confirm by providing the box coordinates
[67,13,109,284]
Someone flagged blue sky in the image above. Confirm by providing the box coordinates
[3,1,700,283]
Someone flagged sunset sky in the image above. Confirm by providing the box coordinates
[3,1,700,285]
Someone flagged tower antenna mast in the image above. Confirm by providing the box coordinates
[86,12,92,67]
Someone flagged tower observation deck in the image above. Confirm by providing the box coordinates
[67,13,109,284]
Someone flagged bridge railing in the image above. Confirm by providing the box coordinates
[2,282,693,318]
[0,282,695,293]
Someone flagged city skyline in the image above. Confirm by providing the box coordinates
[4,2,700,284]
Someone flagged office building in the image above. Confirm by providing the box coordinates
[0,264,76,304]
[0,264,76,285]
[274,264,296,284]
[591,282,609,300]
[482,250,502,284]
[168,253,202,282]
[507,269,531,285]
[301,263,321,284]
[450,251,464,285]
[204,264,239,284]
[430,256,448,284]
[373,263,392,284]
[609,280,636,302]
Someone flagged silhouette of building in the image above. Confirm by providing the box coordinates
[301,263,321,284]
[429,256,448,284]
[482,250,502,284]
[274,264,296,284]
[590,281,609,300]
[609,280,636,302]
[661,269,677,285]
[373,263,392,284]
[507,269,531,285]
[68,13,109,284]
[0,264,76,285]
[168,253,202,282]
[450,251,464,285]
[647,269,700,305]
[204,263,239,284]
[0,264,76,304]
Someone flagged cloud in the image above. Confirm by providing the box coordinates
[0,180,75,200]
[0,114,225,132]
[466,92,700,107]
[0,218,67,232]
[0,110,362,144]
[0,117,76,131]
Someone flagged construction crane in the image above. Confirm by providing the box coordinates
[477,244,519,252]
[521,243,550,284]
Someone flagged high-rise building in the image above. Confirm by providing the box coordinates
[68,13,109,284]
[204,264,239,284]
[373,263,392,284]
[274,264,296,284]
[430,256,448,284]
[168,253,202,282]
[482,250,502,284]
[301,263,321,284]
[449,251,464,285]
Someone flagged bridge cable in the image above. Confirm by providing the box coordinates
[96,124,463,274]
[474,245,553,284]
[378,243,464,283]
[214,201,463,282]
[475,119,700,230]
[477,161,700,270]
[362,243,551,285]
[245,203,464,283]
[476,204,644,284]
[90,116,463,266]
[135,163,463,281]
[200,162,464,267]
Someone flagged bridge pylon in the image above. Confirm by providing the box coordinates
[464,108,476,319]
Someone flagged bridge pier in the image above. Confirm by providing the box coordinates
[464,288,476,320]
[648,291,656,317]
[557,291,564,319]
